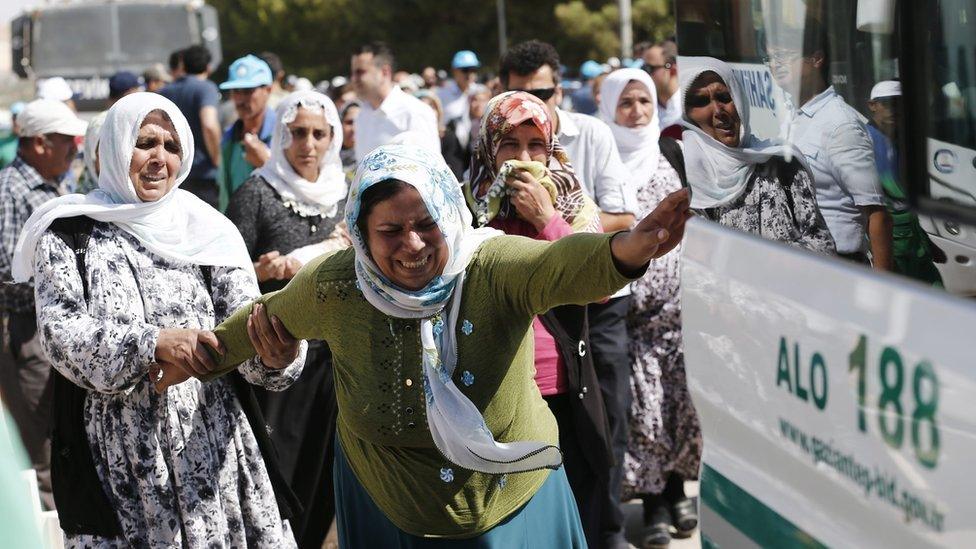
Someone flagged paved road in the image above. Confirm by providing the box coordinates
[622,481,701,549]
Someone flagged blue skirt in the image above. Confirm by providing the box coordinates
[334,439,587,548]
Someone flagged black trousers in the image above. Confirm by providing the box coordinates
[253,341,337,549]
[545,393,606,549]
[587,295,633,547]
[181,177,220,210]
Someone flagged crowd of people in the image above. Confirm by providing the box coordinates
[0,21,945,549]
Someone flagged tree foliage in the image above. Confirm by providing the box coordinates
[207,0,674,81]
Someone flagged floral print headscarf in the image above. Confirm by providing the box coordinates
[466,91,599,232]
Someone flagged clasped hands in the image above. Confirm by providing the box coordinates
[150,303,299,393]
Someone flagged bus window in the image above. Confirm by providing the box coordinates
[677,0,960,291]
[919,0,976,211]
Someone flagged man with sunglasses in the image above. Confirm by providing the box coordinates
[0,98,87,511]
[500,39,638,549]
[643,39,682,135]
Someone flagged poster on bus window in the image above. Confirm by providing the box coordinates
[681,219,976,548]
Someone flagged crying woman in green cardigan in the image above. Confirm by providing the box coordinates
[156,143,690,547]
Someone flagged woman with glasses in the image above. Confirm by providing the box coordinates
[680,57,835,253]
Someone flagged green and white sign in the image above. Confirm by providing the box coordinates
[681,219,976,548]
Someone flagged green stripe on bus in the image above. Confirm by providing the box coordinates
[700,465,827,548]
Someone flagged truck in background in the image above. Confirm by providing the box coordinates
[10,0,221,112]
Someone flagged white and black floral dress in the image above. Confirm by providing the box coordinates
[623,158,703,497]
[33,222,305,548]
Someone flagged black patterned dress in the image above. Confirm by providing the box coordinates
[623,158,703,498]
[33,223,305,548]
[226,174,347,549]
[694,159,836,254]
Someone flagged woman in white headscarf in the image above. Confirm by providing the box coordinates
[679,57,835,253]
[226,89,350,548]
[13,92,306,548]
[599,67,703,548]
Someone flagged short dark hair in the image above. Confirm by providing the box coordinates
[499,40,560,88]
[258,51,285,80]
[658,39,678,65]
[633,41,653,59]
[801,19,830,80]
[182,45,211,75]
[355,42,396,71]
[168,48,184,71]
[355,179,411,240]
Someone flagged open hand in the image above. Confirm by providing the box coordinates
[610,188,692,273]
[247,303,300,370]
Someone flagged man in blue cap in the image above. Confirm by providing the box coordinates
[571,60,604,115]
[108,71,142,105]
[159,45,223,208]
[437,50,480,146]
[219,54,275,209]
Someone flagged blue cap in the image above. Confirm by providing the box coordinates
[451,50,480,70]
[220,55,273,90]
[9,101,26,117]
[580,60,604,80]
[109,71,142,99]
[624,58,644,69]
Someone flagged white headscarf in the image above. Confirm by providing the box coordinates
[347,144,562,474]
[679,57,807,209]
[82,110,107,184]
[598,68,662,179]
[12,92,253,281]
[253,90,347,217]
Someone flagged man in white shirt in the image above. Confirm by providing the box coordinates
[351,42,440,162]
[768,21,893,268]
[500,39,637,549]
[643,40,682,134]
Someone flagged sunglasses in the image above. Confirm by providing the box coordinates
[511,87,557,101]
[643,62,673,74]
[685,91,734,109]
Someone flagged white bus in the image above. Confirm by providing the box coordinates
[675,0,976,547]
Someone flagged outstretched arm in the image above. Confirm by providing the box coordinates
[609,188,691,273]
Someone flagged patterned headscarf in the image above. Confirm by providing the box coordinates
[466,91,600,232]
[345,144,562,474]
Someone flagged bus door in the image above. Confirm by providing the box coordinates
[675,1,976,546]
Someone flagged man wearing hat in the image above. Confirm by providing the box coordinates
[571,60,605,115]
[159,45,223,208]
[438,50,481,147]
[866,80,945,285]
[36,77,78,112]
[220,54,275,208]
[0,98,87,510]
[108,71,143,105]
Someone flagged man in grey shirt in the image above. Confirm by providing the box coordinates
[768,21,893,268]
